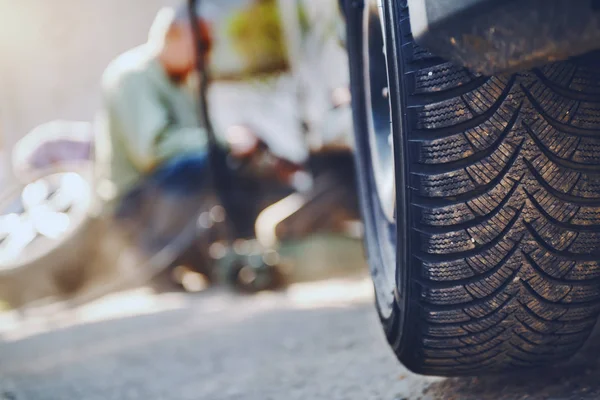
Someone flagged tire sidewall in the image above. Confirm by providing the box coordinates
[344,0,408,324]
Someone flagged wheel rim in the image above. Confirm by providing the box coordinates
[364,0,395,223]
[0,172,89,269]
[362,0,397,316]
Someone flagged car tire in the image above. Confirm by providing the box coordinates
[345,0,600,376]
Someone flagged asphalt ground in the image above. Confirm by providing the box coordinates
[1,278,600,400]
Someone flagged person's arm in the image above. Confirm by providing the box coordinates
[109,74,206,173]
[155,125,207,162]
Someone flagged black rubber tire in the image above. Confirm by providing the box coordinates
[346,0,600,376]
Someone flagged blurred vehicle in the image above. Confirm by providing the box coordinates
[0,0,359,308]
[342,0,600,377]
[11,120,93,182]
[0,121,95,309]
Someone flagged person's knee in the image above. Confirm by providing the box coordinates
[152,154,208,193]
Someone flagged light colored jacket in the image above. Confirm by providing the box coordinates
[94,45,207,211]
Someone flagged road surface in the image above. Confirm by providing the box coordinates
[1,278,600,400]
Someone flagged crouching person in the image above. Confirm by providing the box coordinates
[94,5,213,262]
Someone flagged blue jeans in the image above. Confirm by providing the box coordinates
[146,154,208,194]
[116,154,209,253]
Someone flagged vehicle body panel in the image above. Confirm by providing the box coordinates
[408,0,600,75]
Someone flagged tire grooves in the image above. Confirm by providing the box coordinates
[524,122,600,174]
[412,102,523,174]
[409,76,517,140]
[522,84,600,137]
[525,190,600,233]
[416,180,521,234]
[533,68,600,102]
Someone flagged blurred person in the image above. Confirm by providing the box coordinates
[226,124,304,186]
[94,4,214,251]
[223,123,305,238]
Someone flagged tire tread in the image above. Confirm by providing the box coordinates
[385,0,600,375]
